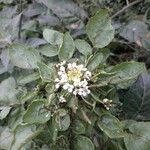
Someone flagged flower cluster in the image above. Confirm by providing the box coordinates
[55,61,91,97]
[102,98,112,110]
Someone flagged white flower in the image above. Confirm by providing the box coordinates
[55,62,91,97]
[60,66,65,72]
[63,83,70,90]
[78,88,83,96]
[79,79,88,87]
[73,89,78,95]
[102,98,112,110]
[67,63,72,70]
[84,71,92,79]
[72,62,77,68]
[59,96,66,103]
[55,78,60,83]
[68,84,74,93]
[73,78,81,87]
[58,71,63,76]
[55,83,60,89]
[60,74,68,83]
[60,61,66,66]
[77,64,87,71]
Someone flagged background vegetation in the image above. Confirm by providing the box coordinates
[0,0,150,150]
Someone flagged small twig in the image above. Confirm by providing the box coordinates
[18,0,23,39]
[126,0,129,5]
[111,0,144,19]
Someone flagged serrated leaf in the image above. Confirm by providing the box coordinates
[124,122,150,150]
[59,32,75,61]
[10,124,43,150]
[86,9,114,48]
[119,74,150,120]
[23,100,51,124]
[73,135,94,150]
[43,29,63,46]
[75,39,92,57]
[110,61,147,89]
[9,43,41,69]
[97,114,125,139]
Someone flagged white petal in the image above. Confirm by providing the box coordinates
[103,98,109,103]
[73,90,78,95]
[55,78,60,82]
[68,87,73,93]
[59,96,66,103]
[82,91,87,97]
[55,83,60,89]
[72,62,77,68]
[58,71,63,76]
[63,83,69,90]
[60,66,65,72]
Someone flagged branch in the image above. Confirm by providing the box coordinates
[111,0,144,19]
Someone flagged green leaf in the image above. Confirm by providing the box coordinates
[10,124,43,150]
[0,77,19,105]
[86,9,114,48]
[0,106,11,120]
[124,122,150,150]
[39,44,58,57]
[72,120,85,135]
[9,43,41,69]
[23,100,51,124]
[55,109,71,131]
[0,30,12,48]
[0,0,13,4]
[75,39,92,57]
[8,107,24,131]
[119,74,150,120]
[87,51,103,71]
[97,114,125,139]
[120,21,150,51]
[0,127,14,150]
[17,72,40,85]
[73,135,94,150]
[47,119,58,143]
[43,29,63,46]
[38,62,55,82]
[59,32,75,61]
[110,61,147,89]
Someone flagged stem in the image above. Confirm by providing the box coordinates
[126,0,129,5]
[81,96,94,107]
[111,0,144,19]
[18,0,23,39]
[91,72,101,80]
[81,110,91,124]
[88,82,108,88]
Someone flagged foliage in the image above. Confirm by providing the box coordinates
[0,0,150,150]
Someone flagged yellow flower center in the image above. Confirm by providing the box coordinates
[67,69,82,81]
